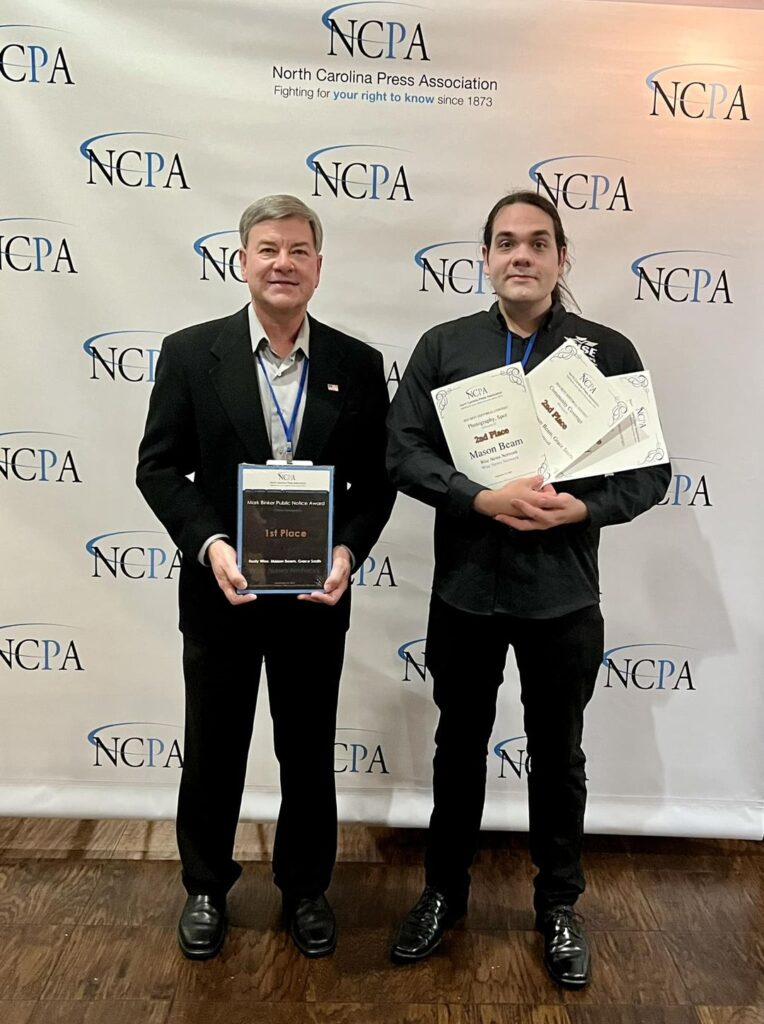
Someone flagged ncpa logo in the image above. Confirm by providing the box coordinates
[647,64,748,121]
[0,621,83,672]
[0,218,76,273]
[493,734,530,780]
[0,431,81,483]
[322,2,430,61]
[84,330,164,383]
[631,250,732,304]
[334,728,389,774]
[529,155,632,212]
[657,457,713,508]
[602,643,696,692]
[193,229,243,283]
[85,531,181,580]
[351,552,397,587]
[0,24,73,84]
[88,722,183,768]
[307,144,412,201]
[397,637,427,683]
[414,241,488,295]
[80,132,189,189]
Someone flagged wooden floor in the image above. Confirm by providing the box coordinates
[0,817,761,1024]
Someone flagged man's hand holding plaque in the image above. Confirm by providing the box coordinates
[298,544,352,606]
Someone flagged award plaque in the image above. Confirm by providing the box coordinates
[236,464,333,594]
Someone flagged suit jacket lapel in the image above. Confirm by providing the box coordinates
[295,315,348,463]
[209,306,271,461]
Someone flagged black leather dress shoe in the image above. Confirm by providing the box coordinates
[177,894,227,960]
[537,905,591,987]
[390,886,466,963]
[284,894,337,958]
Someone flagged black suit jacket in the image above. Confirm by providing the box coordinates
[137,305,395,637]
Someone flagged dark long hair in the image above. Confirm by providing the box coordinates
[482,190,575,308]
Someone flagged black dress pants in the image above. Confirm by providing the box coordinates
[176,598,346,900]
[423,594,604,914]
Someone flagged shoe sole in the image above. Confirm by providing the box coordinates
[291,939,337,958]
[288,923,337,958]
[177,926,226,961]
[543,956,590,988]
[390,935,443,964]
[284,917,333,954]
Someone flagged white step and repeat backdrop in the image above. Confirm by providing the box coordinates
[2,0,762,838]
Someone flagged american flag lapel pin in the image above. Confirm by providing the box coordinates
[327,383,339,392]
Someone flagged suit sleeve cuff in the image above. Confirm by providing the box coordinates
[199,534,229,565]
[449,476,486,518]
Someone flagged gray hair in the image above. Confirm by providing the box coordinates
[238,194,324,252]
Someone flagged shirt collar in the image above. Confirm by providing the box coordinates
[248,304,310,359]
[492,300,562,336]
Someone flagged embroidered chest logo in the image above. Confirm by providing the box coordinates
[566,336,598,366]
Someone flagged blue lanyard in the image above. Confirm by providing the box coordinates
[255,351,309,462]
[505,330,538,369]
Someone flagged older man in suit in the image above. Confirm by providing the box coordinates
[136,195,395,961]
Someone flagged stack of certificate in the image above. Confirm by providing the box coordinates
[431,341,668,487]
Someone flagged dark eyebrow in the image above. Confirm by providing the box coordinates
[495,229,553,240]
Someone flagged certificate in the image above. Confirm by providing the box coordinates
[526,341,632,481]
[431,363,547,487]
[237,464,333,594]
[554,370,669,481]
